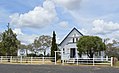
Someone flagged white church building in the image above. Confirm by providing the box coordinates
[58,27,105,60]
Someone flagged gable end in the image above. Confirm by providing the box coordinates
[58,27,83,46]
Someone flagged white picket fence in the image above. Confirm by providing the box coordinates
[0,56,55,64]
[63,57,113,66]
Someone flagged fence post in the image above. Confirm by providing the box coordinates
[10,56,12,63]
[111,57,113,66]
[0,56,2,63]
[55,51,56,65]
[93,58,95,66]
[31,57,32,64]
[106,56,108,61]
[20,56,22,64]
[77,57,78,65]
[42,57,44,64]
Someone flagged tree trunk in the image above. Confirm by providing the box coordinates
[88,50,94,58]
[90,53,93,58]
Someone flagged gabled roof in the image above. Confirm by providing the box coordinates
[59,27,83,46]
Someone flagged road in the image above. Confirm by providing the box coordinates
[0,64,119,73]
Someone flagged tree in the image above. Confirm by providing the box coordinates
[106,40,119,59]
[77,36,106,58]
[0,42,3,55]
[51,31,58,61]
[1,24,20,56]
[0,33,2,55]
[33,35,52,56]
[0,33,2,41]
[19,44,27,49]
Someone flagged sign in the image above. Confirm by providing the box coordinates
[20,49,25,55]
[18,49,27,56]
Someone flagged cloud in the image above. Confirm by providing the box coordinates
[76,19,119,42]
[9,0,58,28]
[92,19,119,34]
[18,34,38,45]
[53,0,82,10]
[58,21,69,28]
[109,31,119,41]
[79,28,89,35]
[13,28,38,45]
[13,28,23,35]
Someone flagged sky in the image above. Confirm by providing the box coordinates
[0,0,119,44]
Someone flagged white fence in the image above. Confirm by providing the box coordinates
[0,56,113,66]
[62,57,113,66]
[0,56,55,65]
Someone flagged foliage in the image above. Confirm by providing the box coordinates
[19,44,28,49]
[32,35,52,56]
[18,35,52,57]
[51,31,59,61]
[0,42,3,55]
[27,44,34,50]
[0,27,20,56]
[0,33,2,41]
[106,40,119,60]
[77,36,106,58]
[0,34,3,55]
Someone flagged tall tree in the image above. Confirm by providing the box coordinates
[1,23,20,56]
[51,31,58,61]
[77,36,106,58]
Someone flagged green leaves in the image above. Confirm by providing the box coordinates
[0,28,20,56]
[32,35,52,56]
[106,40,119,59]
[51,31,59,61]
[77,36,106,58]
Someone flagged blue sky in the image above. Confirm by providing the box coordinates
[0,0,119,44]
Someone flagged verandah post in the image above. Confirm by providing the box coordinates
[62,51,64,65]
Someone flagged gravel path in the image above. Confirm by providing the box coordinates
[0,64,119,73]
